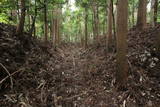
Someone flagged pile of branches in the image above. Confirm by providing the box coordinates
[81,25,160,106]
[0,23,53,94]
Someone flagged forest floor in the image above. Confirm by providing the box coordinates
[0,23,160,107]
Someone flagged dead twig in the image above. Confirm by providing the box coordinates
[0,67,25,88]
[72,55,76,72]
[64,91,87,101]
[127,59,132,70]
[0,63,13,89]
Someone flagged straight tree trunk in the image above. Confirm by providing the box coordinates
[154,0,158,25]
[30,14,37,36]
[93,5,96,41]
[30,0,37,36]
[137,0,147,29]
[16,0,26,35]
[96,5,99,42]
[34,24,36,37]
[116,0,128,88]
[107,0,113,52]
[112,2,117,47]
[27,0,31,30]
[57,8,62,45]
[16,0,20,21]
[44,0,48,42]
[92,13,95,40]
[34,0,37,37]
[28,10,31,30]
[51,10,55,43]
[55,18,58,49]
[132,1,135,26]
[57,19,59,44]
[156,31,160,54]
[92,2,99,44]
[84,7,88,49]
[151,0,158,26]
[102,19,106,36]
[52,8,61,47]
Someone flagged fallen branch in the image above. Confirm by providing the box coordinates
[0,63,13,89]
[0,66,25,88]
[64,91,87,101]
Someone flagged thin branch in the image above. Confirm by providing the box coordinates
[0,66,25,88]
[0,63,13,89]
[64,91,87,101]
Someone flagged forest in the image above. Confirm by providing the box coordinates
[0,0,160,106]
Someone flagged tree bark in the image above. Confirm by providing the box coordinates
[116,0,128,88]
[16,0,26,35]
[151,0,158,26]
[57,8,62,45]
[96,5,99,42]
[51,10,55,43]
[44,0,48,42]
[27,0,31,30]
[154,0,158,26]
[132,0,135,26]
[92,13,95,40]
[102,19,106,36]
[107,0,113,52]
[92,1,99,44]
[84,7,88,49]
[137,0,147,29]
[30,15,37,36]
[54,18,58,49]
[16,0,20,21]
[156,30,160,53]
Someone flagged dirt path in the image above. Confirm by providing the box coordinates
[43,45,119,107]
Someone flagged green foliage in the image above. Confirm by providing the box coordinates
[0,0,160,42]
[0,13,9,23]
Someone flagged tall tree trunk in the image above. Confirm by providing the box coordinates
[57,8,62,45]
[30,0,37,36]
[92,2,99,44]
[112,2,116,48]
[57,18,59,44]
[16,0,26,35]
[34,0,37,37]
[92,13,95,40]
[52,8,61,48]
[30,15,37,36]
[132,0,135,26]
[96,5,99,42]
[107,0,113,52]
[16,0,20,21]
[28,10,31,30]
[137,0,147,30]
[102,19,106,36]
[156,30,160,53]
[93,5,96,41]
[116,0,128,88]
[154,0,158,26]
[44,0,48,42]
[27,0,31,30]
[151,0,155,26]
[84,7,88,49]
[34,24,36,37]
[54,18,58,49]
[51,10,55,43]
[151,0,158,26]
